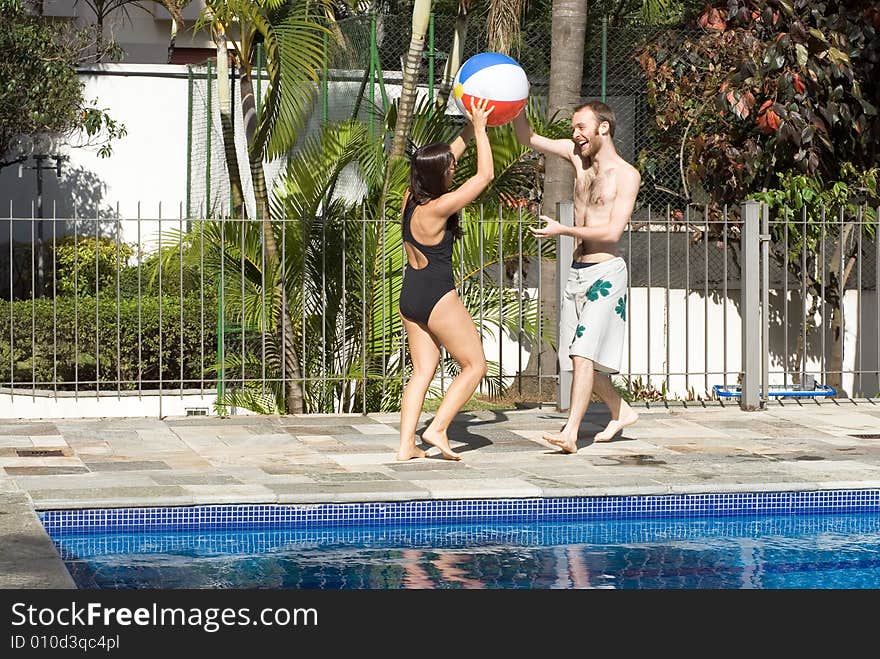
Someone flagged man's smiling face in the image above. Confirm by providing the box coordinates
[571,107,606,158]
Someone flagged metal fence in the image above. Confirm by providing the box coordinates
[2,201,877,418]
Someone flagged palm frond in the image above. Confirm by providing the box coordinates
[251,2,335,159]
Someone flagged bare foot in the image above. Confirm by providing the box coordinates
[397,437,425,462]
[594,409,639,442]
[421,428,462,461]
[397,441,427,461]
[542,432,578,454]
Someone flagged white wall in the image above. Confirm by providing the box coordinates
[0,391,231,419]
[620,288,879,400]
[1,64,192,249]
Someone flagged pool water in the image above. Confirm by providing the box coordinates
[50,512,880,589]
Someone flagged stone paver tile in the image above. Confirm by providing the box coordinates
[0,493,74,589]
[0,423,58,436]
[387,460,464,472]
[516,463,604,477]
[71,445,114,456]
[160,456,217,470]
[5,467,89,476]
[270,480,431,503]
[352,424,398,435]
[8,473,159,490]
[297,435,342,445]
[368,413,400,424]
[510,429,555,444]
[184,484,277,504]
[0,437,37,448]
[328,453,404,466]
[27,436,68,447]
[83,460,171,472]
[0,476,20,492]
[234,473,315,484]
[255,464,345,476]
[27,486,192,509]
[650,419,736,438]
[0,457,84,469]
[150,472,244,486]
[309,471,398,482]
[408,478,543,499]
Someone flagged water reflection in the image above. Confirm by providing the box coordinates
[53,514,880,589]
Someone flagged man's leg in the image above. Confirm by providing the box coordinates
[543,356,595,454]
[591,372,639,442]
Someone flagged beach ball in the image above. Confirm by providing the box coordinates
[453,52,529,126]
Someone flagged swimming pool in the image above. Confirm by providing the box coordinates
[40,489,880,589]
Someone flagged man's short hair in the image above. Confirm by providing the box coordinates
[574,100,616,138]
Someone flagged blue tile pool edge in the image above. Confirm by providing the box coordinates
[39,489,880,536]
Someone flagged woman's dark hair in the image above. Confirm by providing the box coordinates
[405,142,462,240]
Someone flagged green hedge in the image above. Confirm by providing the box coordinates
[0,295,218,389]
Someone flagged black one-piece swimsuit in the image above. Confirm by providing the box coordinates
[398,199,456,325]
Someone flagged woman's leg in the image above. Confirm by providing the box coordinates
[422,291,488,458]
[397,314,441,461]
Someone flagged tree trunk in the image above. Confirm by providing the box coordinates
[824,223,857,397]
[214,39,246,218]
[390,0,432,158]
[435,3,469,109]
[520,0,587,399]
[240,70,306,413]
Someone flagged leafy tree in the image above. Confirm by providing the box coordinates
[637,0,880,394]
[638,0,879,204]
[0,0,125,169]
[53,236,135,297]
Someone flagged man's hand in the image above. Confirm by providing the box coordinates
[528,215,567,239]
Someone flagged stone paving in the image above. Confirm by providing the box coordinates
[2,399,880,588]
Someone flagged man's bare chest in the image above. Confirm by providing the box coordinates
[574,170,617,212]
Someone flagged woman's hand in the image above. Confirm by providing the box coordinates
[465,97,494,132]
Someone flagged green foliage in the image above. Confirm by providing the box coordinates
[0,295,218,390]
[0,0,124,167]
[751,164,878,236]
[749,164,878,308]
[52,237,135,297]
[637,0,880,205]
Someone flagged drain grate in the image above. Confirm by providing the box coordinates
[15,448,64,457]
[849,434,880,439]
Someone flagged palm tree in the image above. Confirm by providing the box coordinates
[195,0,336,412]
[485,0,528,54]
[390,0,433,160]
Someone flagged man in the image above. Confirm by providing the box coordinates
[513,101,640,453]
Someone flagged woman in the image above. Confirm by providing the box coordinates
[397,97,495,461]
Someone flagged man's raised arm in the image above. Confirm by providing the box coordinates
[513,110,573,160]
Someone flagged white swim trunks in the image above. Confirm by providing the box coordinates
[558,257,628,374]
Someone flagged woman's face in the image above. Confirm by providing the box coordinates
[443,155,457,189]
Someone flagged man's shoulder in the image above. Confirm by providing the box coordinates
[617,157,640,181]
[610,159,640,193]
